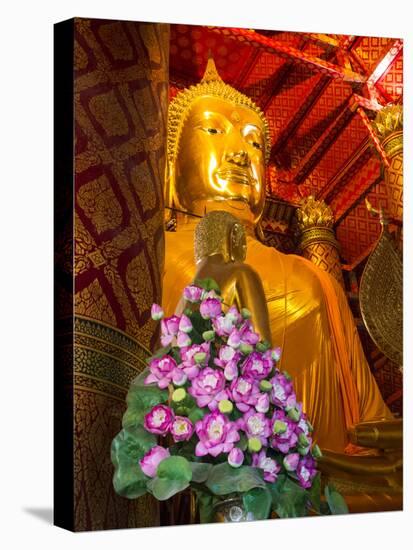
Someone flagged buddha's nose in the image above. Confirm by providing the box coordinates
[225,150,250,168]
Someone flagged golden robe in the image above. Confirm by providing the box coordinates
[162,224,392,453]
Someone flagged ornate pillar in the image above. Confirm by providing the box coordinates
[56,18,170,531]
[296,196,345,288]
[372,105,403,223]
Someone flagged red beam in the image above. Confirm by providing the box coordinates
[293,103,355,184]
[208,27,367,83]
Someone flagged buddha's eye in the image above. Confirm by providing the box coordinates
[203,127,223,135]
[252,141,262,150]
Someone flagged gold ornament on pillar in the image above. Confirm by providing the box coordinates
[372,105,403,223]
[296,196,345,288]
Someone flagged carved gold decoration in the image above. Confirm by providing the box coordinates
[372,105,403,146]
[296,196,344,287]
[296,195,335,230]
[359,225,403,368]
[167,57,271,165]
[372,105,403,222]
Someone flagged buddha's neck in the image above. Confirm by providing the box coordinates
[174,211,256,238]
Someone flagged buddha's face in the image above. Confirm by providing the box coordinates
[171,96,266,225]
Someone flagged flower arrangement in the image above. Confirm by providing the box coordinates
[111,279,347,522]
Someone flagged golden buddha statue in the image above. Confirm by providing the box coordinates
[162,58,394,458]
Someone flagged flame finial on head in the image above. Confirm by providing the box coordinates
[201,55,224,84]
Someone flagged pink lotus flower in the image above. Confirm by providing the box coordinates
[200,298,222,319]
[214,345,240,368]
[160,315,180,347]
[188,367,228,410]
[239,320,260,346]
[270,373,294,407]
[238,410,272,446]
[228,447,244,468]
[297,456,317,488]
[271,347,282,362]
[177,331,192,348]
[223,361,238,381]
[183,285,203,303]
[230,376,260,412]
[212,315,235,337]
[283,452,300,472]
[145,355,181,389]
[252,450,281,483]
[151,303,164,321]
[226,306,242,325]
[179,342,210,379]
[227,328,241,349]
[270,410,298,453]
[195,411,240,457]
[144,404,174,435]
[170,416,194,442]
[242,351,273,380]
[179,314,192,334]
[201,289,221,300]
[139,446,170,478]
[255,393,270,413]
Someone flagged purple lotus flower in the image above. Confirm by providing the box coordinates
[226,306,242,325]
[227,328,241,349]
[242,351,273,380]
[238,410,271,446]
[297,456,317,488]
[200,298,222,320]
[230,376,260,412]
[270,410,298,453]
[214,345,240,367]
[160,315,180,346]
[228,447,244,468]
[224,361,238,381]
[255,392,270,413]
[170,416,194,442]
[271,347,282,362]
[188,367,228,410]
[270,373,294,407]
[151,303,164,321]
[202,289,221,300]
[212,315,235,337]
[239,320,260,346]
[179,313,192,334]
[283,452,300,472]
[195,411,240,457]
[252,450,281,483]
[179,342,210,379]
[144,404,174,436]
[139,446,170,478]
[145,355,181,389]
[177,330,192,348]
[184,285,203,303]
[171,369,188,387]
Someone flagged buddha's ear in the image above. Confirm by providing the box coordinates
[164,160,176,229]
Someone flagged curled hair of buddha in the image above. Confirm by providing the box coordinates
[167,57,272,166]
[195,210,247,264]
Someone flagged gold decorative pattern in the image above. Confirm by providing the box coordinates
[296,196,344,287]
[372,106,403,222]
[359,229,403,367]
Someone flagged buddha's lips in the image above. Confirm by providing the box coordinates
[216,168,252,186]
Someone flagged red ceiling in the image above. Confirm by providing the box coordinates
[169,25,403,266]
